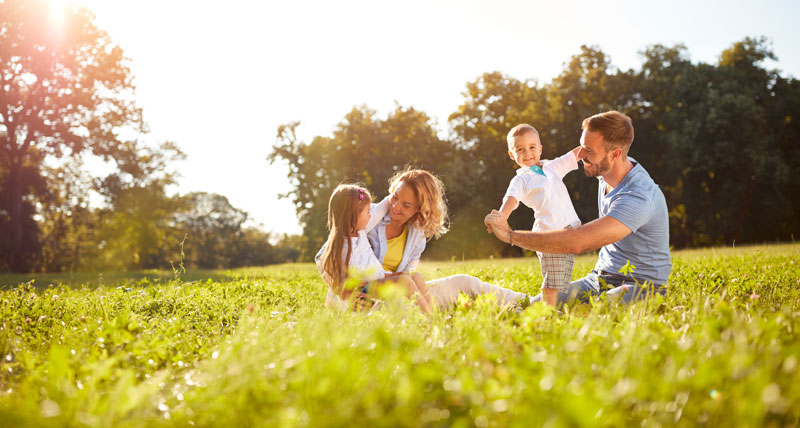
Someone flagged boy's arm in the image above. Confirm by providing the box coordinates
[548,147,581,179]
[499,176,524,220]
[499,196,518,220]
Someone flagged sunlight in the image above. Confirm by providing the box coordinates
[47,0,71,25]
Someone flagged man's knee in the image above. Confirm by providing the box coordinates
[607,283,667,303]
[565,276,599,304]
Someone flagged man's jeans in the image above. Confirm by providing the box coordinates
[532,270,667,305]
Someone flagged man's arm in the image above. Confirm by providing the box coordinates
[484,210,631,254]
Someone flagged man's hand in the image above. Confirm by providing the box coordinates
[484,210,512,244]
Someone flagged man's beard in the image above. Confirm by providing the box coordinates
[582,156,612,177]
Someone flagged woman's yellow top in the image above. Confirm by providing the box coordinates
[382,226,408,273]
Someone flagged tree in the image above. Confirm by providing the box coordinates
[544,46,644,223]
[0,143,46,271]
[270,104,455,260]
[92,141,185,270]
[634,38,799,246]
[174,192,248,269]
[447,72,550,257]
[1,0,142,271]
[36,156,98,272]
[274,40,800,260]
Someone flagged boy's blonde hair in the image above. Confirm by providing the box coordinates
[388,169,449,240]
[321,184,372,289]
[506,124,540,150]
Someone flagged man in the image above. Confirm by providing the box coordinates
[484,111,671,304]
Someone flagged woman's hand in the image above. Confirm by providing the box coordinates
[383,272,404,278]
[352,292,377,312]
[341,289,377,311]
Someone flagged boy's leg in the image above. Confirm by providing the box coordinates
[537,252,576,306]
[530,272,601,306]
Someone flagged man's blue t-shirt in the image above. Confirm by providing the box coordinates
[594,159,671,285]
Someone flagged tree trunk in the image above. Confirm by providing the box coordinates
[7,160,26,272]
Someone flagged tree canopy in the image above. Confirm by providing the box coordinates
[2,1,797,270]
[1,0,297,272]
[1,0,142,271]
[272,38,800,261]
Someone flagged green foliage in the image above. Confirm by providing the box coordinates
[633,37,800,247]
[0,244,798,426]
[0,2,301,274]
[0,0,143,272]
[37,157,99,272]
[169,191,301,270]
[269,104,456,260]
[172,192,248,269]
[272,39,800,261]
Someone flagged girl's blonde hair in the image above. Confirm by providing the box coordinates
[321,184,372,289]
[388,169,449,240]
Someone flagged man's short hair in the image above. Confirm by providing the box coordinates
[581,111,634,152]
[506,124,540,150]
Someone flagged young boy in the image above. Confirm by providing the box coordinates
[499,124,581,306]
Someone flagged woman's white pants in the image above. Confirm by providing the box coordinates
[325,274,529,311]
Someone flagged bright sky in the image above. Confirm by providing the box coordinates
[59,0,800,236]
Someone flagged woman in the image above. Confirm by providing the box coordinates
[324,169,532,311]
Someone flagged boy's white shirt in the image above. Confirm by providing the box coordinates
[504,150,582,232]
[314,196,391,310]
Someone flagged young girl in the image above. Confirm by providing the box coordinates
[316,184,432,314]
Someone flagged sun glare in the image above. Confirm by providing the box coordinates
[47,0,71,25]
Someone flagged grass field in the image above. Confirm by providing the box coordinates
[1,243,799,427]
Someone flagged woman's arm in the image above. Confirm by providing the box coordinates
[402,236,426,273]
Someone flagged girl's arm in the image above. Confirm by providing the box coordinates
[314,242,328,278]
[316,240,359,301]
[366,195,391,232]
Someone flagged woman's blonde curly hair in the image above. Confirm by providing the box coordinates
[388,169,449,240]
